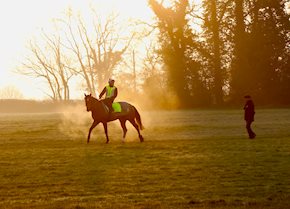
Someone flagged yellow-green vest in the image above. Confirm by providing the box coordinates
[105,85,116,99]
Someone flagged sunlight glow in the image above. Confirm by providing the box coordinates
[0,0,202,100]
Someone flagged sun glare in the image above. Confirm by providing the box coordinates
[0,0,203,100]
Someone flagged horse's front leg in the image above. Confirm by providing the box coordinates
[87,121,99,143]
[102,122,109,143]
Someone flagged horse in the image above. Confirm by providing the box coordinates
[84,93,144,143]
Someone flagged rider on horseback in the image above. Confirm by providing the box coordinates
[99,78,118,115]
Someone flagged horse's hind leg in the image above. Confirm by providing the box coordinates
[129,119,144,142]
[119,119,127,143]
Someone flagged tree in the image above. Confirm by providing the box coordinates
[201,0,234,105]
[60,11,135,97]
[202,0,232,105]
[251,0,290,104]
[0,86,24,99]
[149,0,210,107]
[231,0,290,104]
[230,0,249,102]
[141,41,171,108]
[19,31,74,101]
[17,8,136,101]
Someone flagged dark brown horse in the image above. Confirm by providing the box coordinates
[84,93,144,143]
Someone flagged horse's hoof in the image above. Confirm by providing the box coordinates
[140,136,144,142]
[106,141,109,144]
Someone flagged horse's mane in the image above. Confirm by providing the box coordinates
[89,95,99,102]
[88,95,101,109]
[88,95,108,113]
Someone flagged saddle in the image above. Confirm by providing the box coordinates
[102,102,122,113]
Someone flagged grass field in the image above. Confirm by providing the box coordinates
[0,108,289,209]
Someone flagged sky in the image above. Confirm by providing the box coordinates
[0,0,288,100]
[0,0,157,99]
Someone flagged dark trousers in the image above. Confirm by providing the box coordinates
[246,120,256,138]
[102,98,114,113]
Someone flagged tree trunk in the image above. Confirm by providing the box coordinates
[211,0,224,105]
[231,0,249,102]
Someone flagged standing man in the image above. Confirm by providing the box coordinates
[99,78,118,114]
[244,95,256,139]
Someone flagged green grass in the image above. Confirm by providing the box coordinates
[0,109,289,209]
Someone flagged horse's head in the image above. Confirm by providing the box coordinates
[84,93,95,112]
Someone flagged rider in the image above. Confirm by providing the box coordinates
[99,78,118,114]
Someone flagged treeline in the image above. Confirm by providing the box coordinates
[149,0,290,107]
[0,100,82,113]
[17,0,290,108]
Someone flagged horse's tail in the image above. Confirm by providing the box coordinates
[133,106,144,130]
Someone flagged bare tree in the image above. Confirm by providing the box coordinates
[141,41,171,107]
[18,31,74,101]
[0,86,24,99]
[17,7,138,101]
[60,11,135,96]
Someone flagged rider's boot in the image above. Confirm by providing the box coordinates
[108,107,113,120]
